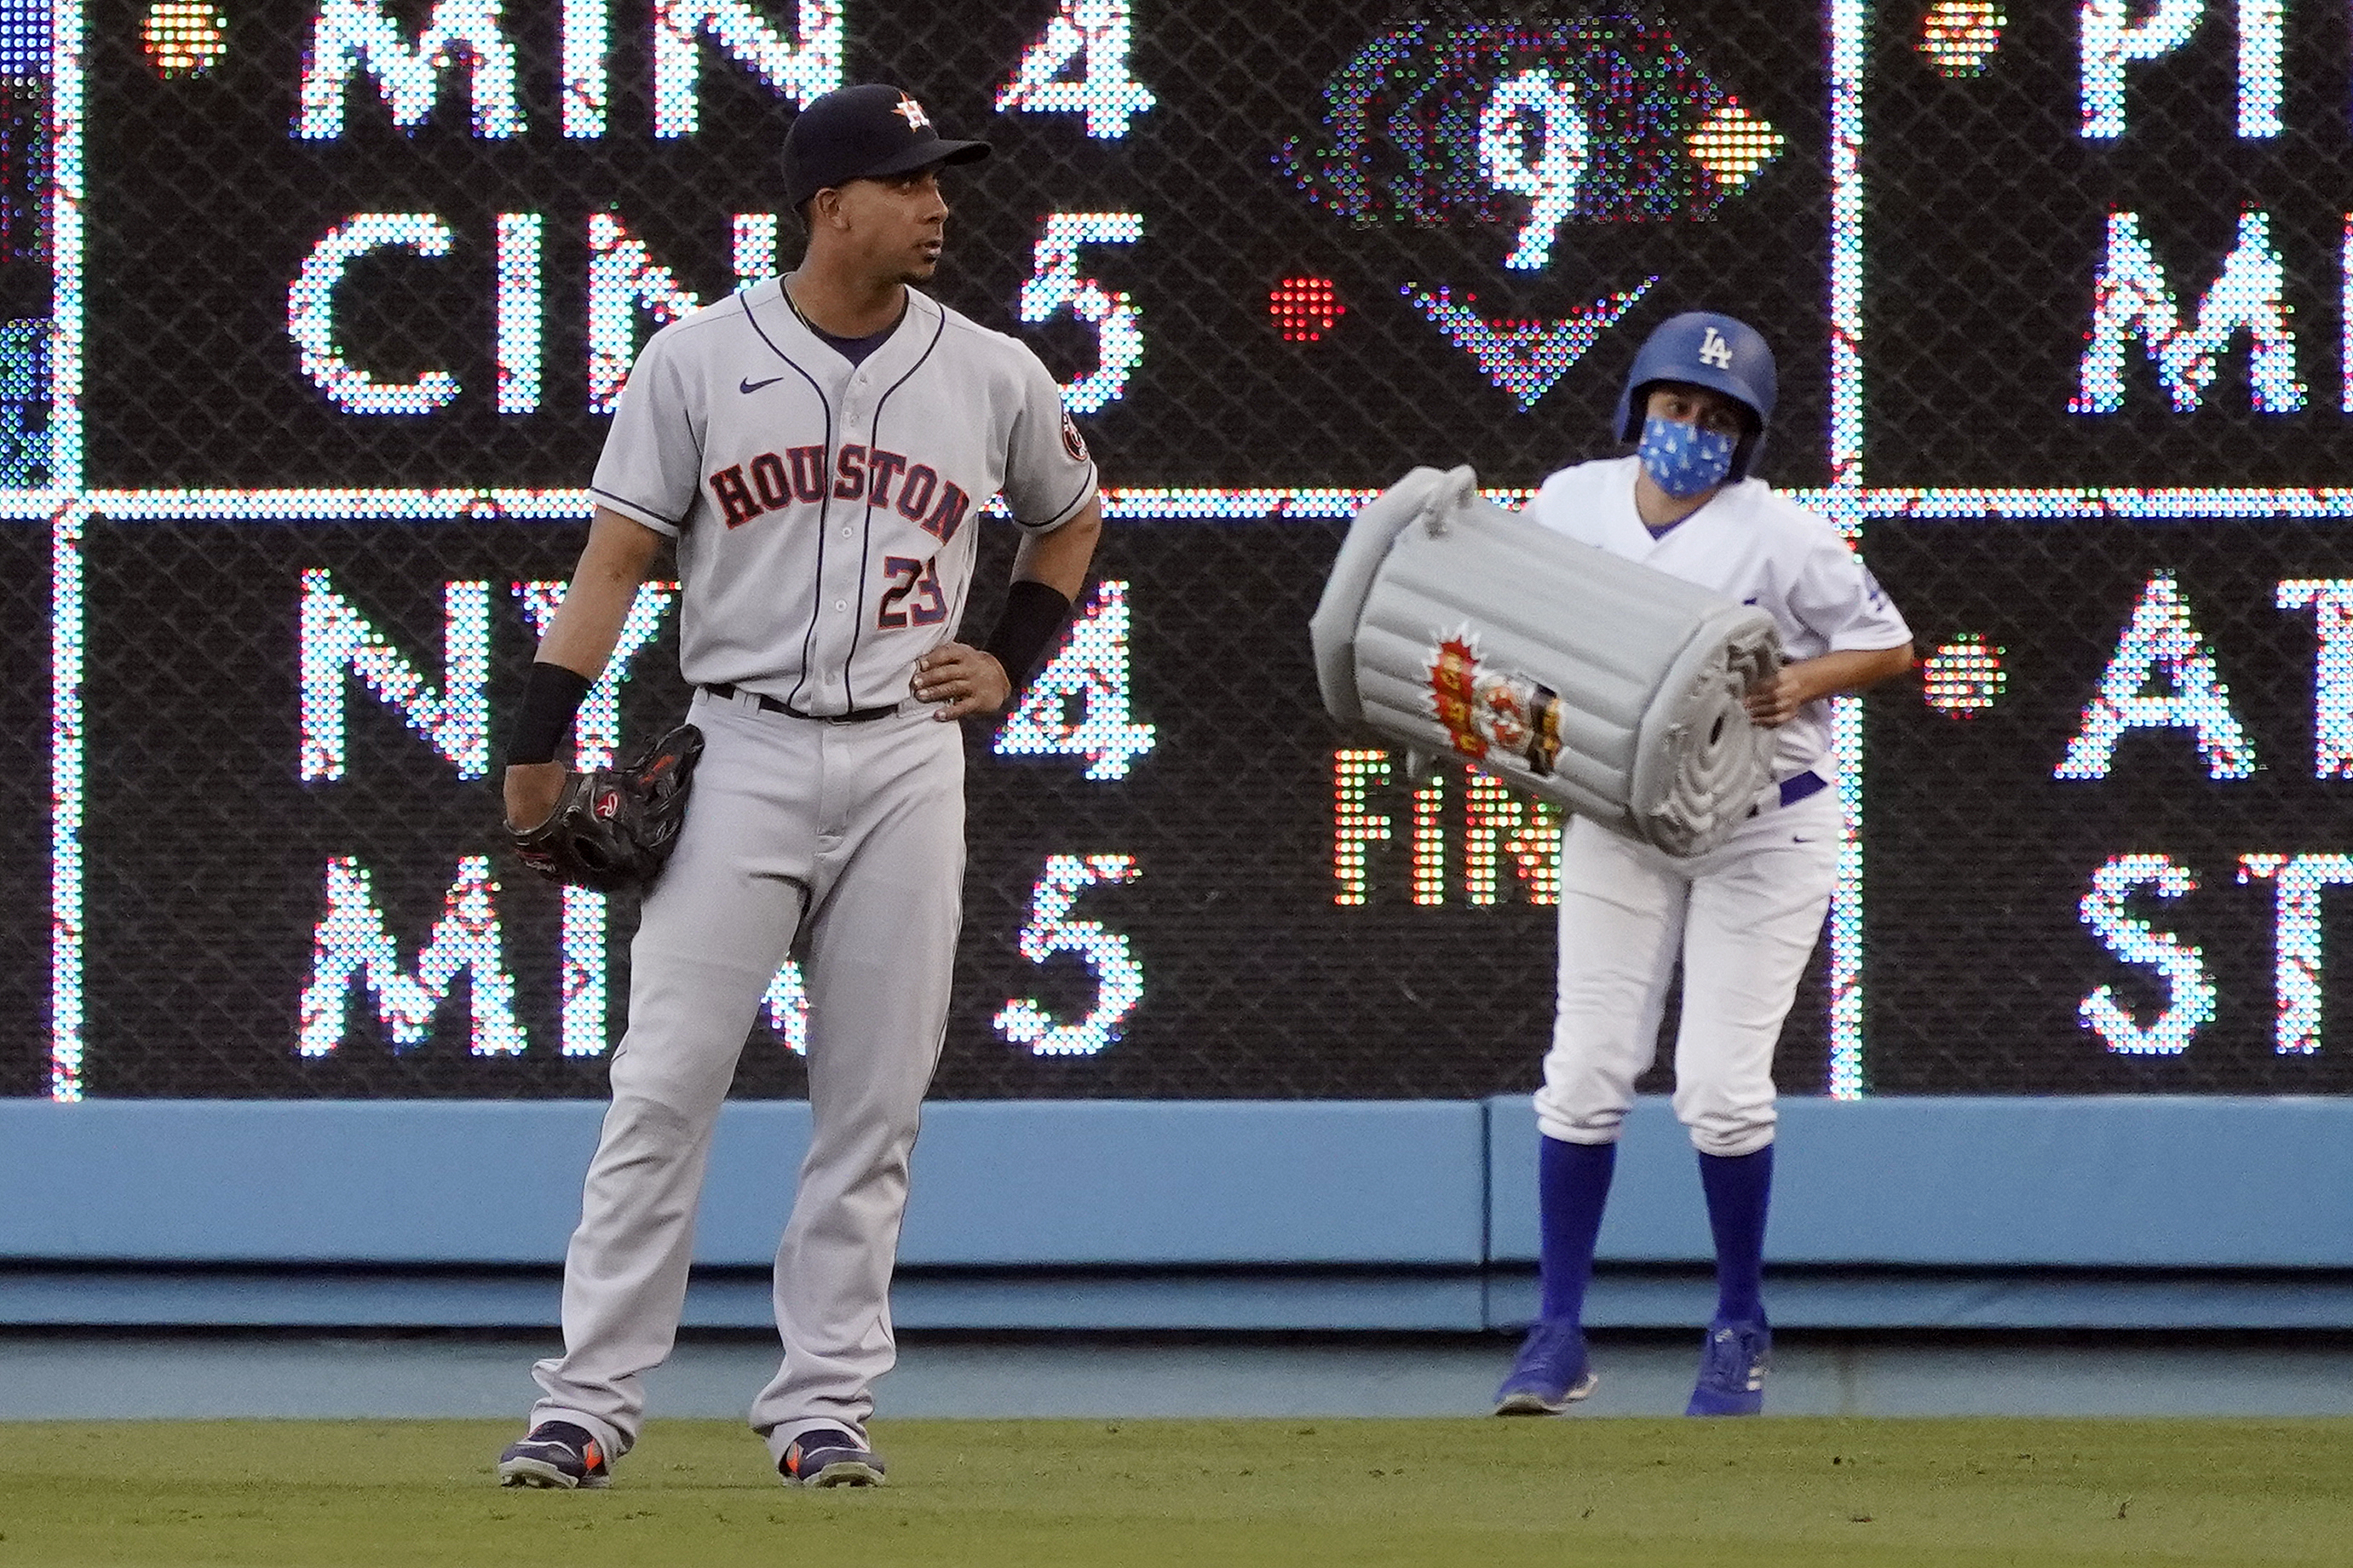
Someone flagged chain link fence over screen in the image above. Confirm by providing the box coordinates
[0,1,2345,1100]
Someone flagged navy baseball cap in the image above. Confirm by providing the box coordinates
[783,84,990,211]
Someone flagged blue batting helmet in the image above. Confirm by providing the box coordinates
[1613,312,1777,480]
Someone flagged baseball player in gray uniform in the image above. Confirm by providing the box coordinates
[494,83,1102,1490]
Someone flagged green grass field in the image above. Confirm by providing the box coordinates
[3,1418,2348,1567]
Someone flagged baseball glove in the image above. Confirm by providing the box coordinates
[507,724,705,892]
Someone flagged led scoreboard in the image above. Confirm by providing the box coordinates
[1859,1,2353,1095]
[4,1,2349,1102]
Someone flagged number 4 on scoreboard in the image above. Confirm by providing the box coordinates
[993,578,1155,780]
[994,0,1155,140]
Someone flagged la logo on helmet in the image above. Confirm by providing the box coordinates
[1697,326,1734,370]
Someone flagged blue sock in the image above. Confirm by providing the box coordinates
[1697,1145,1773,1324]
[1537,1135,1616,1325]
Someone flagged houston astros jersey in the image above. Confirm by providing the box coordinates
[1526,456,1911,781]
[591,279,1098,714]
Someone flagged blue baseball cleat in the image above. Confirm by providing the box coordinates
[497,1421,612,1489]
[1685,1317,1770,1416]
[780,1427,886,1487]
[1493,1320,1598,1415]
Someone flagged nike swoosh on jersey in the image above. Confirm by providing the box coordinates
[739,375,784,394]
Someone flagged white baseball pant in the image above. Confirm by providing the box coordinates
[528,685,964,1466]
[1533,785,1840,1157]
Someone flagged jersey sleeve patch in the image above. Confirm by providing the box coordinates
[1061,407,1089,463]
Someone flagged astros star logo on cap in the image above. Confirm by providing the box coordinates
[893,95,931,130]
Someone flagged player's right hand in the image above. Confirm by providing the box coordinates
[912,641,1012,721]
[504,761,567,830]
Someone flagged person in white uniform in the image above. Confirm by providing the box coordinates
[1492,313,1912,1418]
[492,83,1102,1490]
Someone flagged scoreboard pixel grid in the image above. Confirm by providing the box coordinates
[12,0,2353,1102]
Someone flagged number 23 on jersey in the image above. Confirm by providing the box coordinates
[877,556,947,629]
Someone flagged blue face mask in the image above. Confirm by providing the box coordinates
[1637,414,1737,498]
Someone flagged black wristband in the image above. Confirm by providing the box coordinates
[981,579,1074,694]
[505,661,593,767]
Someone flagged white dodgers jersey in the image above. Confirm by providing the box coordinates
[590,279,1099,714]
[1526,456,1912,782]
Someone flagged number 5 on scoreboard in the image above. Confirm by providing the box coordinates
[877,555,947,629]
[994,853,1144,1057]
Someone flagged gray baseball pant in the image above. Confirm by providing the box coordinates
[527,686,964,1465]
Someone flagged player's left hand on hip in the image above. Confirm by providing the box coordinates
[912,642,1011,721]
[1740,669,1803,728]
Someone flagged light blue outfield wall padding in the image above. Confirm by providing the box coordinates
[6,1096,2350,1275]
[0,1100,1487,1268]
[0,1100,614,1263]
[1485,1095,2353,1268]
[898,1100,1487,1266]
